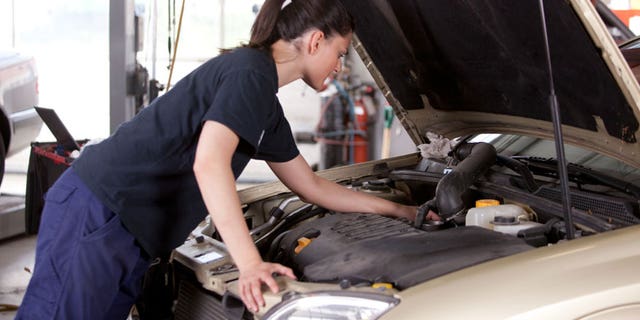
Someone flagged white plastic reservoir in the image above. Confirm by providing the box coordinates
[492,220,543,236]
[465,202,542,236]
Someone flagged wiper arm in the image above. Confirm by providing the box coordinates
[514,156,640,198]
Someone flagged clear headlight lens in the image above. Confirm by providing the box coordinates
[263,291,400,320]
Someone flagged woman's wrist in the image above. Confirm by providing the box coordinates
[397,204,418,220]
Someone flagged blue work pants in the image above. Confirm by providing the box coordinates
[16,168,150,319]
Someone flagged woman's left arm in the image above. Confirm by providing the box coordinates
[268,155,435,221]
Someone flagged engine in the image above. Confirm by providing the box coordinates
[274,212,532,289]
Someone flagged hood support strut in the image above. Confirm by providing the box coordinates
[538,0,576,239]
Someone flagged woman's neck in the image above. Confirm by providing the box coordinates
[271,39,303,88]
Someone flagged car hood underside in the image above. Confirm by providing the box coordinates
[340,0,640,167]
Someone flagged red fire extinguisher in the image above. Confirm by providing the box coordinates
[353,98,368,163]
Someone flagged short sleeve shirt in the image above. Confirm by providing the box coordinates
[72,48,300,258]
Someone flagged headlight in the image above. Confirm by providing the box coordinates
[263,291,400,320]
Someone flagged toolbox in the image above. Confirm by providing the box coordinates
[25,107,86,234]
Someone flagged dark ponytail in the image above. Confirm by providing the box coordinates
[249,0,354,51]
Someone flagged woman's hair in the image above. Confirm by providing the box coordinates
[249,0,354,51]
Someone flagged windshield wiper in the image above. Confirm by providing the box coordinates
[513,156,640,199]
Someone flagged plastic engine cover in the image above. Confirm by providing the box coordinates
[278,213,533,289]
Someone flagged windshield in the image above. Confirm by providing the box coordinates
[469,133,640,188]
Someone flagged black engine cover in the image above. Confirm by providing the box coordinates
[278,213,532,289]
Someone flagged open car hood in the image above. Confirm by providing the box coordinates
[340,0,640,168]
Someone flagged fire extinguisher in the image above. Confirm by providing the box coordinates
[353,98,368,163]
[325,80,372,165]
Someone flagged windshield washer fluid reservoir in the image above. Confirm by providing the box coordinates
[466,204,528,230]
[492,220,543,236]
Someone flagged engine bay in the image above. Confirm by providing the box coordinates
[172,140,640,318]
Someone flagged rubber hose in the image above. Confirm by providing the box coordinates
[435,142,497,218]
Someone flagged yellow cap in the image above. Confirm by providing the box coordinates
[475,199,500,207]
[372,283,393,289]
[294,237,313,255]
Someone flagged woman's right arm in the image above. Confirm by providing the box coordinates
[193,120,295,313]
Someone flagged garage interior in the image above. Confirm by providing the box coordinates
[0,0,417,318]
[2,0,640,319]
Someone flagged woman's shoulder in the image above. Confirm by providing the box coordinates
[213,47,277,83]
[187,47,276,90]
[207,46,266,64]
[225,47,273,70]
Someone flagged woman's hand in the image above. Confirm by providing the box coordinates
[398,205,441,221]
[426,210,441,221]
[239,261,296,313]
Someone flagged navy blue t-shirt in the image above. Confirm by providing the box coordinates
[72,47,299,258]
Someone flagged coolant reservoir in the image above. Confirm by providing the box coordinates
[492,219,543,236]
[466,201,543,236]
[465,202,528,230]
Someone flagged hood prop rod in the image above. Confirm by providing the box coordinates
[538,0,576,239]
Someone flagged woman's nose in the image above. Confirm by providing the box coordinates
[335,57,343,73]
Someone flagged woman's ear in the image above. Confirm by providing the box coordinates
[306,30,325,56]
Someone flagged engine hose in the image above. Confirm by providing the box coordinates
[415,198,436,227]
[255,205,324,247]
[249,196,300,237]
[496,155,539,193]
[435,142,497,218]
[265,230,292,262]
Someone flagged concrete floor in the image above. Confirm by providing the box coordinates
[0,150,34,320]
[0,234,35,319]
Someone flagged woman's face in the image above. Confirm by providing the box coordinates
[302,32,352,91]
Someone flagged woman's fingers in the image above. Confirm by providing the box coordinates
[240,282,256,311]
[263,273,280,294]
[250,279,265,308]
[239,262,295,312]
[276,264,297,280]
[427,210,441,221]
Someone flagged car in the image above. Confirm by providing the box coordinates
[165,0,640,319]
[0,50,42,184]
